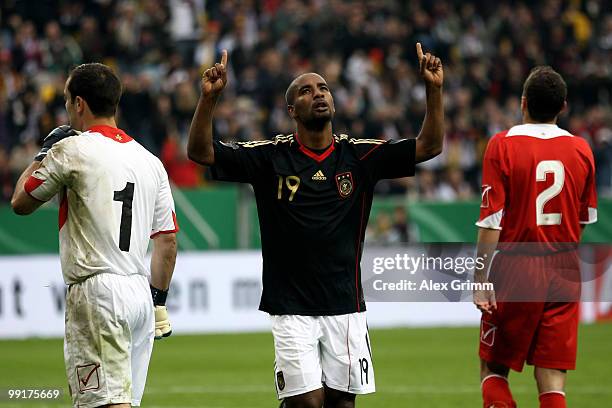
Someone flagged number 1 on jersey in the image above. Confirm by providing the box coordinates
[113,182,134,251]
[535,160,564,226]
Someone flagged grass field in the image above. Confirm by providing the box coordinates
[1,324,610,407]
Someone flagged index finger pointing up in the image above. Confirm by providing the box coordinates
[220,49,228,68]
[416,43,424,61]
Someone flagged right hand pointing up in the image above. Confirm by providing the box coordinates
[201,49,228,98]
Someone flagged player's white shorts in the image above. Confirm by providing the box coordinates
[64,273,154,408]
[271,312,375,399]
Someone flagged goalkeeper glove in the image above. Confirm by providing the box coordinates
[151,285,172,340]
[35,125,80,161]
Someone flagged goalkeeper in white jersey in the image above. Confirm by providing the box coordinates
[11,63,178,408]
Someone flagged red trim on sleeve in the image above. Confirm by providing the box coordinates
[150,211,179,238]
[150,229,178,238]
[24,175,44,194]
[172,211,179,229]
[59,187,68,230]
[359,143,384,161]
[23,176,47,202]
[87,125,133,143]
[295,133,335,162]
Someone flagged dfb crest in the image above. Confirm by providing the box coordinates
[336,172,354,198]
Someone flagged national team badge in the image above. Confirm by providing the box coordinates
[76,363,101,393]
[276,371,285,391]
[480,321,496,347]
[336,172,354,198]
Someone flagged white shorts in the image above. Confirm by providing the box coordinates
[64,273,154,408]
[271,312,375,399]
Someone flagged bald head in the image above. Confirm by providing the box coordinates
[285,73,327,106]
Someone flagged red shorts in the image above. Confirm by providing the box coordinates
[478,252,580,372]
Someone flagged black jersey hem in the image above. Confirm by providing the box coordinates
[261,305,367,316]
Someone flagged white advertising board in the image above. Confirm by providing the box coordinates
[3,251,600,339]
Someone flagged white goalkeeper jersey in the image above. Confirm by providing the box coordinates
[24,125,178,285]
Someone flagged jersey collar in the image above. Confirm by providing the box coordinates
[87,125,133,143]
[505,123,573,139]
[295,133,335,162]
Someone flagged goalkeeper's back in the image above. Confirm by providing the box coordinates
[25,125,178,284]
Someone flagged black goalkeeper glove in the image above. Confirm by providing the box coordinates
[34,125,80,161]
[151,285,172,340]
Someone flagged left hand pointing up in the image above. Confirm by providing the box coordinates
[416,42,443,88]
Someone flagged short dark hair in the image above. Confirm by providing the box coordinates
[67,63,122,117]
[522,66,567,122]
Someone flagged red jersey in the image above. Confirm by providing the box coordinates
[476,123,597,244]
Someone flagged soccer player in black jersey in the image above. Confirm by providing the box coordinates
[188,44,444,408]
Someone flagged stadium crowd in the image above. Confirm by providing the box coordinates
[0,0,611,203]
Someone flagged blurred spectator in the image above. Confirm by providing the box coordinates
[40,20,82,73]
[76,16,105,63]
[8,138,38,181]
[366,207,415,246]
[161,129,203,188]
[437,167,474,201]
[392,206,411,243]
[417,169,439,201]
[366,212,400,246]
[0,146,12,202]
[150,93,176,155]
[0,0,610,198]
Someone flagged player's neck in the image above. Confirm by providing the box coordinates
[82,116,118,131]
[523,120,557,125]
[522,114,557,125]
[296,124,333,150]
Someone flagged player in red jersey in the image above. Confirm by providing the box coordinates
[473,66,597,408]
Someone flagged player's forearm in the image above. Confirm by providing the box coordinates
[187,96,217,166]
[11,161,42,215]
[150,233,177,290]
[474,227,500,282]
[415,85,444,163]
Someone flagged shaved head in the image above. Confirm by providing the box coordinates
[285,72,335,131]
[285,73,327,106]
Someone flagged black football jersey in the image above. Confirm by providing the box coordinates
[211,133,416,315]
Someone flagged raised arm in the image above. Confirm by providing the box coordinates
[11,126,78,214]
[11,161,44,215]
[414,43,444,163]
[187,50,228,166]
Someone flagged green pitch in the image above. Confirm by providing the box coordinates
[1,324,610,407]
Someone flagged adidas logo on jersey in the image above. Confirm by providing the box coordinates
[312,170,327,181]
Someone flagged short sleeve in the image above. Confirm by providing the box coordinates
[151,168,179,238]
[360,138,416,181]
[210,140,271,184]
[24,140,72,202]
[476,135,507,230]
[579,145,597,224]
